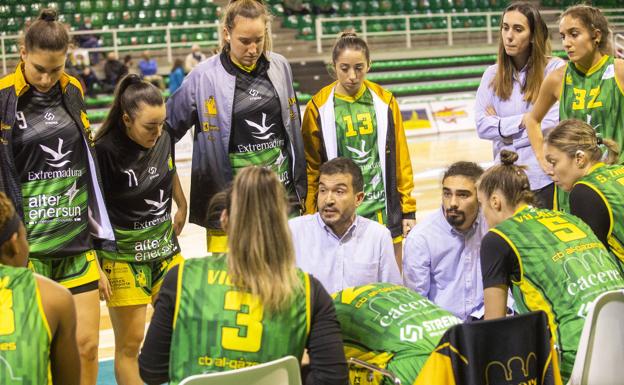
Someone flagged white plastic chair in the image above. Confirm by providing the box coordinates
[567,289,624,385]
[179,356,302,385]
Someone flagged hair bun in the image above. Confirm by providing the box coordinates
[339,31,358,39]
[500,150,519,166]
[39,8,58,22]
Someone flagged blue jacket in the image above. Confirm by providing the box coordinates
[168,67,184,94]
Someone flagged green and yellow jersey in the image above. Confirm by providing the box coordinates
[333,283,460,385]
[560,55,624,161]
[490,206,624,379]
[575,162,624,263]
[335,86,387,224]
[168,255,311,385]
[0,265,51,384]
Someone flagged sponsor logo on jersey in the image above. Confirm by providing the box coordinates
[26,185,83,224]
[148,166,160,179]
[245,112,275,141]
[248,88,261,101]
[346,140,371,166]
[485,353,538,385]
[43,111,58,125]
[564,252,622,296]
[144,189,170,217]
[399,324,424,343]
[39,138,72,168]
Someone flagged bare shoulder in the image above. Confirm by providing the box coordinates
[542,65,566,98]
[35,274,74,332]
[615,58,624,83]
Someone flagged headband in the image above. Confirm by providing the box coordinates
[0,213,20,245]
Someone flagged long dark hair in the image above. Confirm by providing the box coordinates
[95,74,164,141]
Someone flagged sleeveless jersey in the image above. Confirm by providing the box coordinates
[95,129,180,262]
[0,266,51,384]
[560,55,624,162]
[575,162,624,263]
[491,206,624,378]
[335,87,387,224]
[333,283,460,385]
[169,255,310,385]
[12,84,91,259]
[228,56,293,194]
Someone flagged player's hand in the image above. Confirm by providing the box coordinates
[173,206,187,236]
[402,219,416,238]
[97,264,112,302]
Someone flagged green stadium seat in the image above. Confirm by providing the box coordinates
[29,3,43,16]
[153,9,168,23]
[366,1,381,16]
[93,0,107,11]
[126,0,141,10]
[138,10,154,24]
[157,0,172,7]
[110,0,123,11]
[12,4,28,17]
[78,1,93,13]
[198,6,217,21]
[90,12,104,27]
[184,8,200,22]
[142,0,158,9]
[169,9,184,23]
[104,11,120,26]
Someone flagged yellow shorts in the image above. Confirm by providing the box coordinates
[29,250,100,294]
[206,229,228,253]
[101,253,183,307]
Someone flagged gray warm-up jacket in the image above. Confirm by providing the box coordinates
[165,52,306,229]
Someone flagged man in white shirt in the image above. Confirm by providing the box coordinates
[289,157,401,294]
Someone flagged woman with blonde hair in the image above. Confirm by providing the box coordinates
[166,0,306,254]
[544,118,624,264]
[139,167,348,385]
[475,1,564,208]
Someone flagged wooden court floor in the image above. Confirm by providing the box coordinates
[97,130,494,360]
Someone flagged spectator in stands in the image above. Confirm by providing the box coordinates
[74,53,100,97]
[289,157,401,294]
[104,51,128,90]
[184,44,206,73]
[138,50,165,90]
[76,16,101,64]
[475,2,564,209]
[302,31,416,264]
[169,58,185,94]
[478,150,624,382]
[0,191,81,385]
[139,166,349,385]
[0,9,115,384]
[403,161,488,321]
[123,54,135,74]
[165,0,306,254]
[523,4,624,211]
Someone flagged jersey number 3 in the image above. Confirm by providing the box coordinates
[0,287,15,336]
[221,290,264,353]
[343,113,374,137]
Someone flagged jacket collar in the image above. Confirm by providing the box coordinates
[14,61,72,97]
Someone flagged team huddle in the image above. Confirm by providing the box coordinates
[0,0,623,384]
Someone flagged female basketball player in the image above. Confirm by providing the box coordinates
[544,119,624,264]
[475,2,564,208]
[94,74,186,385]
[138,167,348,385]
[302,31,416,262]
[166,0,306,253]
[478,150,624,381]
[0,191,80,385]
[0,9,114,384]
[524,5,624,172]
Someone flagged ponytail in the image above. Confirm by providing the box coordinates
[546,119,620,166]
[95,74,164,141]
